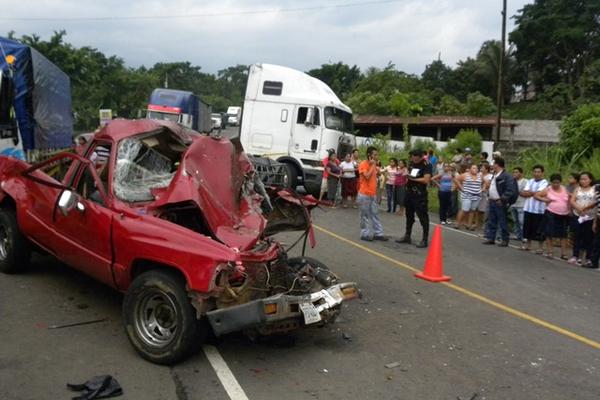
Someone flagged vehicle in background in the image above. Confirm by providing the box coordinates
[147,88,212,133]
[239,63,355,195]
[226,106,242,126]
[0,119,359,365]
[0,37,73,160]
[211,113,222,130]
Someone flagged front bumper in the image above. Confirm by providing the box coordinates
[206,282,359,336]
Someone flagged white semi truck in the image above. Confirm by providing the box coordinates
[239,63,355,195]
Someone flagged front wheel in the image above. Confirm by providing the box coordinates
[0,209,31,274]
[123,270,207,365]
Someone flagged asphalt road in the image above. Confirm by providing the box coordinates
[1,205,600,400]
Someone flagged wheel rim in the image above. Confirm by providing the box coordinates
[0,225,10,261]
[134,289,179,348]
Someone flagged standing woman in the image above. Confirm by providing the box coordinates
[351,148,361,207]
[394,160,408,216]
[339,153,357,208]
[325,152,342,208]
[433,164,454,225]
[590,182,600,269]
[535,174,570,259]
[475,162,492,230]
[384,158,399,213]
[569,172,597,266]
[454,164,482,230]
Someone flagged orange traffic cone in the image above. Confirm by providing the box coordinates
[415,225,451,282]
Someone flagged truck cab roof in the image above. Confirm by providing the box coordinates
[245,63,351,113]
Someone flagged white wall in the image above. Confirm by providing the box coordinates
[356,135,494,161]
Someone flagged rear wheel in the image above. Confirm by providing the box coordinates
[285,163,298,190]
[123,270,207,365]
[0,209,31,274]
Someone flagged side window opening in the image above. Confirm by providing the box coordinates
[262,81,283,96]
[75,142,112,205]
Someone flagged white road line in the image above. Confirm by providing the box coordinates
[203,345,250,400]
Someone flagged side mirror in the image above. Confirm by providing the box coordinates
[58,190,85,216]
[304,107,314,126]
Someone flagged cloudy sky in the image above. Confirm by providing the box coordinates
[2,0,532,75]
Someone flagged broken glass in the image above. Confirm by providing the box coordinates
[113,137,175,202]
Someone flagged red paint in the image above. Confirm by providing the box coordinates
[0,120,316,294]
[147,104,182,114]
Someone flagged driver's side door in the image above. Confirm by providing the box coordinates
[22,144,115,286]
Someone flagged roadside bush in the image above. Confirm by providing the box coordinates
[560,102,600,157]
[444,129,482,158]
[412,139,437,152]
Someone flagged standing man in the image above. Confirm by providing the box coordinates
[397,149,432,248]
[509,167,527,243]
[590,182,600,269]
[357,146,388,242]
[482,158,516,246]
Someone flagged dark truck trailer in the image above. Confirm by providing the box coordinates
[147,88,212,133]
[0,37,73,159]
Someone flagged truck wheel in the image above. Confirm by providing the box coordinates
[123,270,206,365]
[285,164,298,189]
[0,209,31,274]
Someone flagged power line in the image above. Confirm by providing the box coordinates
[0,0,403,21]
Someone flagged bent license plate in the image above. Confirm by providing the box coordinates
[299,302,321,325]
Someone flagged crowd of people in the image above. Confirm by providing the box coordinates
[318,146,600,269]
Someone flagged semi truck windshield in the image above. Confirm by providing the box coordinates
[324,107,353,133]
[148,111,180,123]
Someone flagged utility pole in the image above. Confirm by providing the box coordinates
[495,0,507,142]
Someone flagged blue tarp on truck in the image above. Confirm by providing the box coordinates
[0,37,73,151]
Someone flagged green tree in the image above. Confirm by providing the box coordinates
[421,59,452,93]
[345,92,390,115]
[307,62,362,99]
[465,92,496,117]
[509,0,600,102]
[438,95,466,115]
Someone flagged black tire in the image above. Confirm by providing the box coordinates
[0,208,31,274]
[123,270,207,365]
[285,163,298,190]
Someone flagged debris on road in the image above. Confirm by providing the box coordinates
[342,332,352,342]
[385,362,401,369]
[67,375,123,399]
[48,318,107,330]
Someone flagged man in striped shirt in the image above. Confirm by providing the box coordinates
[521,165,548,252]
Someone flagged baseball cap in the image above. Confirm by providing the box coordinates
[465,147,472,153]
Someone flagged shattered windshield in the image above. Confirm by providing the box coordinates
[113,136,177,202]
[324,107,353,134]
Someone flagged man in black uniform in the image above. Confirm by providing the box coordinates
[396,149,432,248]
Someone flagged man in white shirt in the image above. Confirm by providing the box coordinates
[521,165,548,252]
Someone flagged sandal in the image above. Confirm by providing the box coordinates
[560,255,569,260]
[520,246,529,251]
[535,249,544,255]
[545,253,554,259]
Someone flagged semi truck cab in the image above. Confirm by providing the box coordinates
[240,63,356,195]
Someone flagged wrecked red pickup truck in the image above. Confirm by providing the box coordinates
[0,119,359,364]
